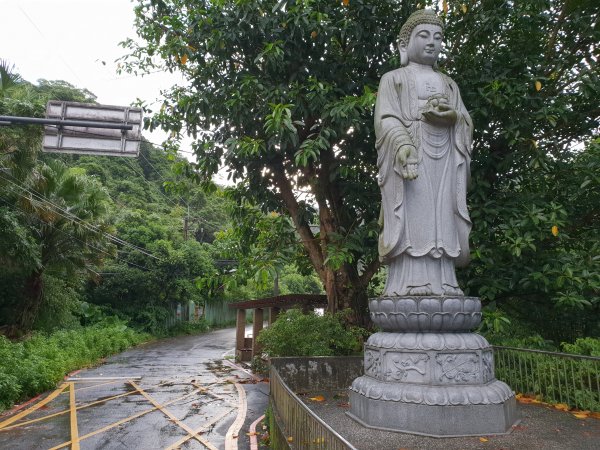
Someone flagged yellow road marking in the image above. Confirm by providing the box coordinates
[73,379,124,392]
[164,408,234,450]
[0,386,143,431]
[5,379,228,450]
[129,380,218,450]
[225,383,247,450]
[48,384,207,450]
[0,383,69,430]
[69,383,80,450]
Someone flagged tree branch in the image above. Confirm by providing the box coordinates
[270,161,325,279]
[358,257,381,289]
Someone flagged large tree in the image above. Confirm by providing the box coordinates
[445,0,599,342]
[11,160,113,332]
[122,0,599,329]
[0,66,112,334]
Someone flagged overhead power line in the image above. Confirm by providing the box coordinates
[42,124,217,228]
[0,169,160,260]
[121,156,183,211]
[0,195,151,272]
[138,151,190,207]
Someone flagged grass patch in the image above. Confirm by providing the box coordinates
[0,322,149,412]
[163,319,210,336]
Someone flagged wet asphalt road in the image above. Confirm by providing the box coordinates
[0,327,269,450]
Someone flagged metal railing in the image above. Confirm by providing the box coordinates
[494,346,600,411]
[270,365,357,450]
[268,348,600,449]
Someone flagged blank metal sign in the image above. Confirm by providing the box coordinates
[43,101,142,157]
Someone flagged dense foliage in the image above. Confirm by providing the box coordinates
[0,68,112,335]
[495,344,600,411]
[0,66,219,335]
[0,322,148,411]
[1,62,325,337]
[447,0,600,343]
[123,0,599,340]
[201,203,324,298]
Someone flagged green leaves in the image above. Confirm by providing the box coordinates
[463,138,600,341]
[226,136,266,157]
[323,87,377,127]
[295,129,330,166]
[255,40,285,70]
[264,103,297,137]
[0,325,147,412]
[479,303,512,335]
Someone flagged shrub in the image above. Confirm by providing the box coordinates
[257,309,366,357]
[0,372,21,411]
[167,319,209,336]
[478,308,557,350]
[33,275,83,332]
[561,337,600,356]
[0,324,148,412]
[495,346,600,411]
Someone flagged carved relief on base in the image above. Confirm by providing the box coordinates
[482,350,494,383]
[384,352,429,383]
[364,348,382,380]
[435,352,480,384]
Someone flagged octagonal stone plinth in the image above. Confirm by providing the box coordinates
[348,387,518,437]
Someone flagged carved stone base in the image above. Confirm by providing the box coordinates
[348,330,519,436]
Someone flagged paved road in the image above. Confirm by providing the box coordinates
[0,327,269,450]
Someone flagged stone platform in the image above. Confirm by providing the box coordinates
[270,357,599,449]
[348,296,519,436]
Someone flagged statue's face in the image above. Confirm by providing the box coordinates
[406,23,443,66]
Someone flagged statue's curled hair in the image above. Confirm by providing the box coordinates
[398,9,444,47]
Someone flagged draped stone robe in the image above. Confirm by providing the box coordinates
[375,65,473,296]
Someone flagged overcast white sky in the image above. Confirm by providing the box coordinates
[0,0,222,175]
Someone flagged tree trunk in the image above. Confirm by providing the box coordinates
[323,266,370,327]
[270,161,375,326]
[13,270,44,335]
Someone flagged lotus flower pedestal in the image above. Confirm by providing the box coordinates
[348,296,519,436]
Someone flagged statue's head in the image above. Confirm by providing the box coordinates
[397,9,444,67]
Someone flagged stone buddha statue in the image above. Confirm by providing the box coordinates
[376,9,473,297]
[350,12,518,435]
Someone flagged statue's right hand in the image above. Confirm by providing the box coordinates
[402,162,418,180]
[395,145,418,180]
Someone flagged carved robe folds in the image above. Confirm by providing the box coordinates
[376,67,473,296]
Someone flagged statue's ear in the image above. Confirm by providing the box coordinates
[398,41,408,66]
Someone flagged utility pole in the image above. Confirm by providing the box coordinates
[183,204,190,240]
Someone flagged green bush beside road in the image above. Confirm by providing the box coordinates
[165,319,210,336]
[0,323,149,412]
[257,309,366,357]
